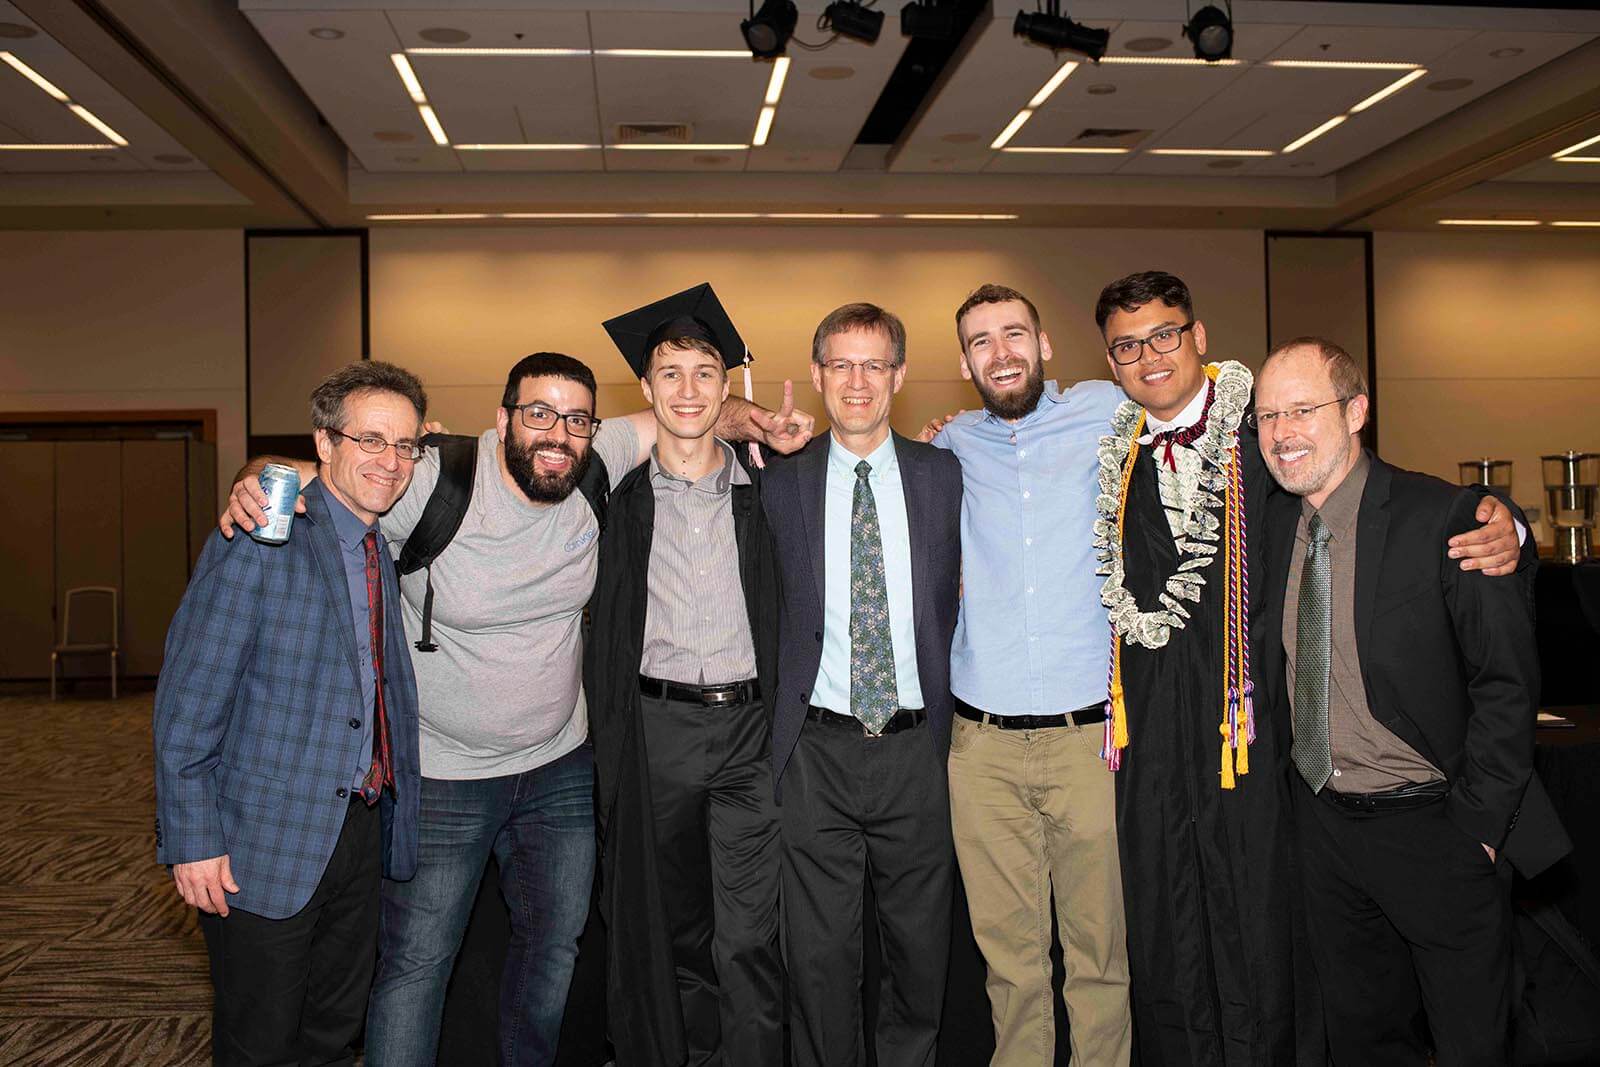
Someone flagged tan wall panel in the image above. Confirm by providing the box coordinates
[1374,232,1600,539]
[0,230,245,505]
[121,440,190,676]
[1267,235,1369,363]
[54,442,122,682]
[248,234,364,435]
[370,226,1268,418]
[0,443,55,679]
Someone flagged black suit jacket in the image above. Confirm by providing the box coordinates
[1255,453,1570,877]
[761,431,963,796]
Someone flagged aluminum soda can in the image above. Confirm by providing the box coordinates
[249,463,301,545]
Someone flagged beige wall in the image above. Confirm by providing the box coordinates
[248,233,364,435]
[1373,231,1600,531]
[369,225,1267,437]
[0,230,245,504]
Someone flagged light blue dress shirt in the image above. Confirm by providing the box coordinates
[933,379,1124,715]
[323,488,379,788]
[810,432,925,715]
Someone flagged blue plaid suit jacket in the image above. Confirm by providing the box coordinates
[154,479,421,920]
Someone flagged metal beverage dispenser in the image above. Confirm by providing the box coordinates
[1458,458,1513,492]
[1542,451,1598,564]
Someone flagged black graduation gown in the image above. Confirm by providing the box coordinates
[582,451,780,1067]
[1113,431,1323,1067]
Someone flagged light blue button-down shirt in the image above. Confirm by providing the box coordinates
[933,379,1123,715]
[811,432,925,714]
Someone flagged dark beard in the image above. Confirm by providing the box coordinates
[974,360,1046,421]
[505,433,591,504]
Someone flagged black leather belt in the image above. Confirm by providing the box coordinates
[806,705,927,737]
[1319,779,1449,814]
[639,675,761,707]
[955,697,1106,730]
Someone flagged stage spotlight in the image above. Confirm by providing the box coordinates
[823,1,884,44]
[742,0,798,58]
[1013,5,1108,62]
[1184,3,1233,62]
[901,1,958,40]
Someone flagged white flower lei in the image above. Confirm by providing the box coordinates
[1093,360,1253,650]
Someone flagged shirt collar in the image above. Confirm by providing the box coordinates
[322,483,378,552]
[649,438,747,494]
[980,380,1067,427]
[1301,449,1370,540]
[1143,380,1209,436]
[828,430,897,478]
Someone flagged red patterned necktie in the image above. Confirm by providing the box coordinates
[1148,379,1216,472]
[362,531,395,805]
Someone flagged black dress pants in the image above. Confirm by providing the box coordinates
[1293,782,1512,1067]
[199,798,381,1067]
[780,711,954,1067]
[639,691,784,1067]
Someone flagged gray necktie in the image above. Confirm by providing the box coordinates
[849,460,897,734]
[1292,512,1334,792]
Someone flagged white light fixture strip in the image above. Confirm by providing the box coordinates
[1148,148,1272,156]
[610,142,750,151]
[1436,218,1541,226]
[1552,133,1600,159]
[752,56,790,147]
[1551,220,1600,227]
[990,109,1034,150]
[390,54,449,146]
[1268,60,1420,70]
[407,47,589,57]
[405,47,753,59]
[1000,145,1129,154]
[1282,114,1347,154]
[1099,56,1242,66]
[455,143,601,151]
[1349,68,1427,114]
[368,212,1023,223]
[0,51,129,148]
[1028,61,1078,108]
[0,142,117,150]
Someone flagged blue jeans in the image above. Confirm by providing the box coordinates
[365,743,596,1067]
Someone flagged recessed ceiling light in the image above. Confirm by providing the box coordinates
[374,130,416,143]
[1124,36,1172,52]
[1028,61,1079,108]
[1001,146,1130,154]
[368,213,492,221]
[1426,78,1473,92]
[453,143,600,151]
[1552,133,1600,160]
[768,213,883,220]
[941,132,980,144]
[990,110,1034,150]
[153,153,192,164]
[418,28,471,44]
[308,27,344,40]
[902,213,1019,220]
[1268,60,1419,70]
[1551,221,1600,227]
[610,143,751,151]
[1149,148,1273,156]
[1489,47,1524,59]
[809,65,855,80]
[1350,68,1426,113]
[0,143,117,150]
[1100,55,1240,66]
[0,22,39,39]
[1087,83,1117,95]
[410,47,589,56]
[1436,218,1540,226]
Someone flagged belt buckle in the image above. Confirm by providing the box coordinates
[702,686,739,706]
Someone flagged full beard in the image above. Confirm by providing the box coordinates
[975,360,1046,421]
[505,433,591,504]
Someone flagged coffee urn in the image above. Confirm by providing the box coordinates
[1542,451,1598,564]
[1458,458,1513,492]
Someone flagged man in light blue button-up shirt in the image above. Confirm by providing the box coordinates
[930,284,1132,1066]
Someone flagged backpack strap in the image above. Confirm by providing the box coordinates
[396,433,478,653]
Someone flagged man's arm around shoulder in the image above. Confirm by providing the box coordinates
[1438,486,1540,856]
[153,528,264,914]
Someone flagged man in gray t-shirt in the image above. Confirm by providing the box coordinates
[223,351,813,1067]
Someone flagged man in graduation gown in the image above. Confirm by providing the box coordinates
[585,285,784,1066]
[1091,270,1523,1066]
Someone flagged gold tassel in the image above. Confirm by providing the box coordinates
[1111,676,1129,749]
[1219,721,1236,790]
[1234,723,1249,776]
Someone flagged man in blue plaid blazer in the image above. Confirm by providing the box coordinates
[155,361,426,1067]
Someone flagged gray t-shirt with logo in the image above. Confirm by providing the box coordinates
[380,421,638,780]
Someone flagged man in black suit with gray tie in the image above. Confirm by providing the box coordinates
[761,302,963,1067]
[1252,337,1570,1066]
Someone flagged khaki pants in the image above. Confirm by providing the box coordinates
[948,713,1131,1067]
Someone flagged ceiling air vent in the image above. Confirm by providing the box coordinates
[614,122,694,145]
[1073,128,1150,148]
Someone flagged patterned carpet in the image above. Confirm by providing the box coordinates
[0,690,212,1066]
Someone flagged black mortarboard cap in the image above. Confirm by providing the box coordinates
[602,282,752,379]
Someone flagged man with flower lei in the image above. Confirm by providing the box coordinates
[1091,271,1523,1066]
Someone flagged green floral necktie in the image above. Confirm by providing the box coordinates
[850,460,898,734]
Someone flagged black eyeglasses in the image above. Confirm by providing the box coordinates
[329,430,423,461]
[1106,322,1196,365]
[1246,397,1350,430]
[508,403,600,439]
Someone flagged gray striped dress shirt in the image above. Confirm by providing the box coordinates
[641,439,758,685]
